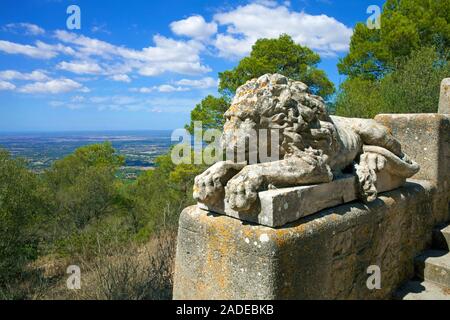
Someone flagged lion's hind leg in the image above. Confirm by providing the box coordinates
[350,118,403,157]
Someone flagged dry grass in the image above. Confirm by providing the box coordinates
[7,230,177,300]
[74,230,176,300]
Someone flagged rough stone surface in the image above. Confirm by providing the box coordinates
[439,78,450,114]
[375,113,450,218]
[173,180,444,300]
[194,74,420,216]
[394,280,450,300]
[415,250,450,288]
[199,173,406,228]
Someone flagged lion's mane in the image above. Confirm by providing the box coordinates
[225,73,340,161]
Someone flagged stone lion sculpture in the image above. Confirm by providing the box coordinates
[194,73,419,213]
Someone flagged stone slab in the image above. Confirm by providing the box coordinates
[439,78,450,114]
[199,174,405,228]
[394,280,450,300]
[415,250,450,288]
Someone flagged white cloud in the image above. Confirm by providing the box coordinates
[18,78,86,94]
[132,35,211,75]
[71,95,86,103]
[0,40,74,59]
[55,31,211,76]
[131,77,217,94]
[131,84,188,93]
[130,87,151,93]
[57,61,104,75]
[0,80,15,91]
[0,40,57,59]
[49,101,65,107]
[214,34,251,58]
[139,35,203,62]
[170,15,217,40]
[78,87,91,93]
[53,93,199,113]
[54,30,117,58]
[87,97,105,104]
[0,70,50,81]
[103,96,197,112]
[157,85,189,93]
[110,74,131,83]
[91,23,111,35]
[49,97,91,110]
[174,77,218,89]
[111,95,139,105]
[142,97,199,112]
[35,41,75,56]
[213,2,353,58]
[89,95,139,106]
[3,23,45,36]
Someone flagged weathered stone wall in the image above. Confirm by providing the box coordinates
[174,182,433,300]
[376,114,450,223]
[173,114,450,300]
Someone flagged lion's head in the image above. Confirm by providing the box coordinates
[222,73,339,163]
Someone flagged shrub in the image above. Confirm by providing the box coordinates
[336,47,450,118]
[69,230,177,300]
[0,150,43,285]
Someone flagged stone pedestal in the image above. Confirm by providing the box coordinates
[173,181,440,300]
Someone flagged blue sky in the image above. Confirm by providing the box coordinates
[0,0,384,132]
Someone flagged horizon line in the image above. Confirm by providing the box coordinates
[0,128,178,134]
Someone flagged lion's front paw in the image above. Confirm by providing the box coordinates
[193,169,225,206]
[225,171,263,212]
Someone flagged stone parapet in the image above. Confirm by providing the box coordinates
[375,113,450,204]
[173,180,445,299]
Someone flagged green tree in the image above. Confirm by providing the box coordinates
[187,34,335,132]
[379,47,450,114]
[0,150,43,283]
[45,142,124,188]
[185,95,230,134]
[44,143,125,232]
[335,77,382,118]
[338,0,450,80]
[336,47,450,118]
[219,34,335,98]
[125,151,201,239]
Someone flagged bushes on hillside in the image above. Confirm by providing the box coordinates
[0,150,44,285]
[0,142,195,299]
[336,47,450,118]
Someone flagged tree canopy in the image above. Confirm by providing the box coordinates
[0,150,43,282]
[187,34,335,132]
[44,142,125,232]
[219,34,335,99]
[338,0,450,80]
[185,95,230,134]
